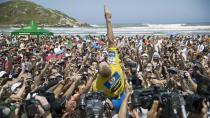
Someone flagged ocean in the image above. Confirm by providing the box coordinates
[1,23,210,36]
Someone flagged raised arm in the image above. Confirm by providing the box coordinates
[35,62,50,86]
[104,6,115,48]
[79,71,97,94]
[63,74,81,100]
[118,81,132,118]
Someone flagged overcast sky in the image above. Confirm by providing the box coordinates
[1,0,210,24]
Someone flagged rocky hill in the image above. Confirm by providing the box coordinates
[0,0,90,27]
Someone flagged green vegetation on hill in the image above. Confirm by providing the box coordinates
[0,0,90,27]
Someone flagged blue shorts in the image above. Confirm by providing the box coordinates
[111,91,129,117]
[111,92,125,111]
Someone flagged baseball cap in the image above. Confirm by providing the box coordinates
[0,71,6,78]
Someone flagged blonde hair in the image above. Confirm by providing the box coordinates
[98,62,112,78]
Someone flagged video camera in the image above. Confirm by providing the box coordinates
[184,93,210,113]
[22,98,39,118]
[78,92,111,118]
[131,86,188,118]
[167,67,187,79]
[127,61,141,89]
[131,85,168,109]
[0,106,10,118]
[29,78,66,117]
[23,91,66,118]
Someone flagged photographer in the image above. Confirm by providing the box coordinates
[143,63,166,87]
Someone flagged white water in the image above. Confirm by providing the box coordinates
[1,24,210,35]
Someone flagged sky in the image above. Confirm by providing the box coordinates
[1,0,210,24]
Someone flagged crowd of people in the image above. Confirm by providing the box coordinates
[0,7,210,118]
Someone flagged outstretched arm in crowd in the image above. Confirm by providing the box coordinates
[63,73,81,99]
[136,47,143,71]
[104,6,115,48]
[5,66,25,86]
[35,95,52,118]
[147,100,162,118]
[79,70,97,94]
[184,71,197,91]
[118,93,131,118]
[34,62,50,86]
[53,80,66,98]
[64,70,97,113]
[179,71,197,92]
[63,51,91,99]
[118,81,132,118]
[64,69,96,101]
[10,77,27,101]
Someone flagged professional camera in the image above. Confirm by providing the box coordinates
[0,106,10,118]
[159,91,187,118]
[78,92,111,118]
[184,94,204,113]
[31,79,66,117]
[131,86,168,109]
[131,86,188,118]
[23,99,39,118]
[127,61,137,75]
[127,61,141,89]
[167,67,187,79]
[184,93,210,113]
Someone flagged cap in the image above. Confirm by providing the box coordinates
[142,53,149,57]
[0,71,6,77]
[153,52,160,58]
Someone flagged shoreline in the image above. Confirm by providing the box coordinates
[1,26,210,35]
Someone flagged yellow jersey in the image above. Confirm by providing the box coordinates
[92,48,125,98]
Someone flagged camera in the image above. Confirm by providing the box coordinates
[127,61,141,89]
[78,92,110,118]
[131,87,188,118]
[159,91,187,118]
[184,94,206,113]
[23,99,38,118]
[127,61,137,75]
[167,67,187,79]
[0,106,11,118]
[131,86,168,109]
